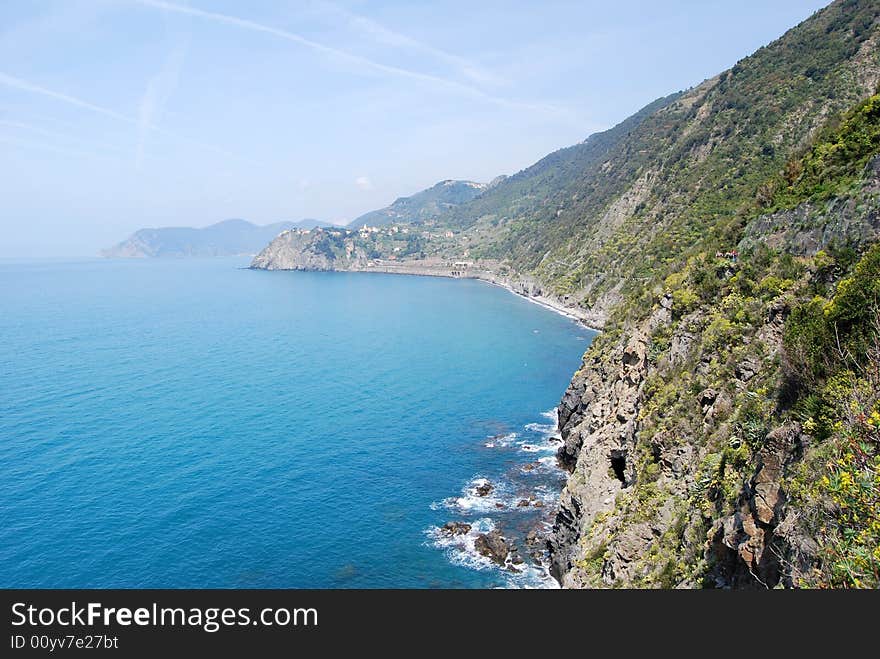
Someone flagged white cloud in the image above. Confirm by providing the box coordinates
[354,176,373,191]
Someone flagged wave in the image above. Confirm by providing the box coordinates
[424,518,559,589]
[483,432,518,448]
[431,476,522,513]
[427,406,568,588]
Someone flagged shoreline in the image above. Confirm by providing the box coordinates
[250,259,589,588]
[476,277,601,330]
[249,262,604,331]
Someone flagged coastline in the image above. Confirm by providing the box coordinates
[249,260,605,331]
[249,258,598,588]
[476,277,600,329]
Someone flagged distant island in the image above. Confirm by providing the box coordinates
[101,218,333,258]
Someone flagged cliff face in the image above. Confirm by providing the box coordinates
[250,229,358,270]
[549,153,880,588]
[534,0,880,589]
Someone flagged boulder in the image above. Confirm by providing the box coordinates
[474,530,510,565]
[474,481,493,497]
[698,388,718,410]
[441,521,471,536]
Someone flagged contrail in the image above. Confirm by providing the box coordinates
[316,0,503,86]
[0,72,132,123]
[0,71,255,164]
[0,119,127,155]
[132,0,563,114]
[0,134,116,161]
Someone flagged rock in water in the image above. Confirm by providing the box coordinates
[441,521,471,536]
[474,481,493,497]
[474,530,510,565]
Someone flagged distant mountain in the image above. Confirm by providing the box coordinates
[102,218,332,258]
[348,179,488,228]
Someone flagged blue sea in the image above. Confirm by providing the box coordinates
[0,257,593,588]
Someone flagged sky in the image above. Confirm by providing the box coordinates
[0,0,830,257]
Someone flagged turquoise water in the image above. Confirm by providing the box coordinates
[0,257,593,588]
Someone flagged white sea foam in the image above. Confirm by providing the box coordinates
[424,519,559,588]
[433,476,522,513]
[428,407,568,588]
[427,529,561,588]
[483,432,518,448]
[425,518,498,572]
[503,562,561,589]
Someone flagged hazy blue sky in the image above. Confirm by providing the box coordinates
[1,0,829,256]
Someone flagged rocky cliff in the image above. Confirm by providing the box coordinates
[549,151,880,588]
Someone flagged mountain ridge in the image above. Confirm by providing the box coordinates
[102,218,332,258]
[347,179,489,228]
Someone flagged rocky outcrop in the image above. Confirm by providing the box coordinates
[707,423,812,588]
[549,309,659,584]
[440,521,472,536]
[740,155,880,256]
[474,530,511,565]
[548,284,816,588]
[250,229,352,271]
[474,481,493,497]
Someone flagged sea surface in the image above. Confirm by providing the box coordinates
[0,257,594,588]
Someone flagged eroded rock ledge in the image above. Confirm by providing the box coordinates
[547,291,817,588]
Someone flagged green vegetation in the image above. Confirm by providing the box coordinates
[782,244,880,588]
[759,93,880,211]
[576,65,880,586]
[450,1,880,589]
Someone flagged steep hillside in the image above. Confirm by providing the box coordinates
[102,218,328,258]
[256,1,880,324]
[348,179,488,228]
[444,0,880,321]
[546,1,880,588]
